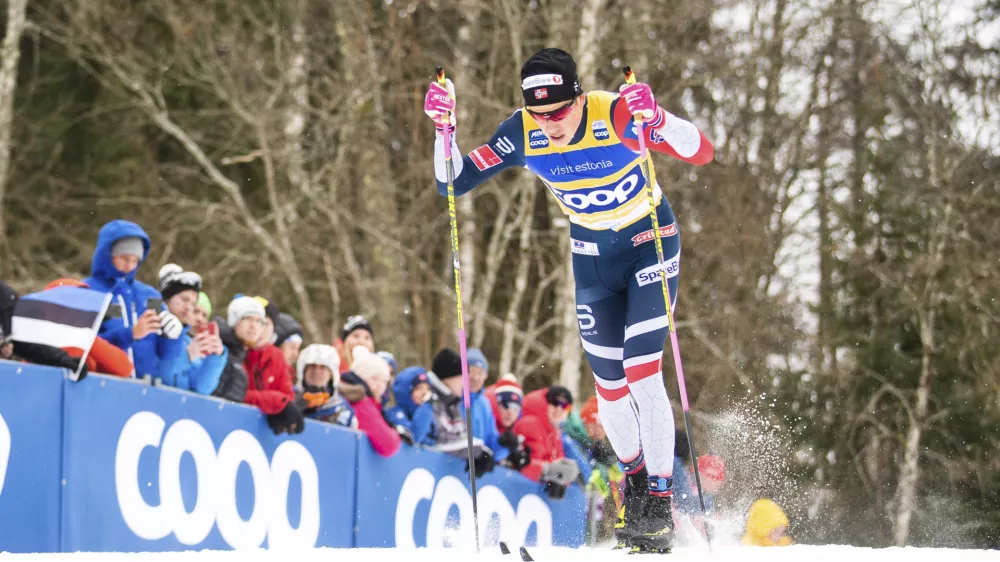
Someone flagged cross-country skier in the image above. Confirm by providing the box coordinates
[423,48,714,553]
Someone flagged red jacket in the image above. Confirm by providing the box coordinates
[243,344,295,415]
[514,388,565,481]
[65,336,133,377]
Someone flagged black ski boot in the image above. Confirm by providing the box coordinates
[613,465,649,550]
[628,476,675,554]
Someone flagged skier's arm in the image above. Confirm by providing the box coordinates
[434,111,527,196]
[610,97,714,165]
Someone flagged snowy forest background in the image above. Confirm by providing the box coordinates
[1,0,998,549]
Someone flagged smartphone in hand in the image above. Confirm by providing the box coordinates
[146,297,164,312]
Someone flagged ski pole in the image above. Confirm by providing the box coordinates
[623,66,712,536]
[436,66,481,552]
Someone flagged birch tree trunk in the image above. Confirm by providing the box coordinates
[0,0,28,251]
[499,176,535,375]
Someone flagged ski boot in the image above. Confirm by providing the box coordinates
[613,464,649,550]
[628,476,675,554]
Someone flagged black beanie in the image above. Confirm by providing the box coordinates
[342,315,373,341]
[520,48,583,107]
[546,385,574,408]
[158,264,202,301]
[431,348,463,381]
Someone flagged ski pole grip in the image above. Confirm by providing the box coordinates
[622,66,644,125]
[436,66,446,86]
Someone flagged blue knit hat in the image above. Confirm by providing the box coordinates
[467,348,489,373]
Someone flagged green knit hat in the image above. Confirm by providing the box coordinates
[196,291,212,317]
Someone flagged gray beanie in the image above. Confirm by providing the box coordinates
[111,237,145,259]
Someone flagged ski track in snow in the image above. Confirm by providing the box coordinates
[1,546,998,562]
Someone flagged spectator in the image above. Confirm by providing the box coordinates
[485,374,532,473]
[295,343,357,429]
[514,386,582,497]
[338,315,374,373]
[0,281,86,375]
[384,366,432,431]
[252,296,282,347]
[339,346,402,457]
[225,296,303,435]
[83,220,186,377]
[409,348,493,474]
[466,348,508,474]
[153,265,226,395]
[742,499,793,546]
[274,312,304,368]
[41,278,132,377]
[201,296,248,403]
[672,430,726,514]
[376,350,398,406]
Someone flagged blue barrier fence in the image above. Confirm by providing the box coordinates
[0,360,585,553]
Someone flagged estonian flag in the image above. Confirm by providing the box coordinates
[11,286,112,378]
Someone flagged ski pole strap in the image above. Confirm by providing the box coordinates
[648,475,673,497]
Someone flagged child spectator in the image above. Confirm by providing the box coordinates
[225,296,303,435]
[338,315,374,373]
[515,386,582,498]
[384,366,432,431]
[154,265,226,395]
[339,346,401,457]
[83,220,186,377]
[41,278,132,377]
[485,374,532,473]
[742,499,793,546]
[199,295,248,403]
[295,343,357,429]
[275,312,304,368]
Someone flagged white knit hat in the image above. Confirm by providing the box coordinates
[296,344,341,387]
[227,295,266,328]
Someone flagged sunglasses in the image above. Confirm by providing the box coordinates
[526,99,576,123]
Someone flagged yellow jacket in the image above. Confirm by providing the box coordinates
[742,499,794,546]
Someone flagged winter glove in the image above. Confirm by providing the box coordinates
[497,429,520,450]
[266,400,306,435]
[466,449,496,479]
[158,310,184,339]
[544,481,568,500]
[395,424,415,446]
[424,79,456,132]
[587,469,611,499]
[619,82,666,128]
[540,458,580,487]
[505,446,532,472]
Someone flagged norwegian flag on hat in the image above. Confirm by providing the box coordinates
[534,88,548,100]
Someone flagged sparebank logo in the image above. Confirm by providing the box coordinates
[0,413,10,497]
[395,468,553,548]
[115,412,319,549]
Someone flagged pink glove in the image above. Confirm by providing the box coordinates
[619,82,666,128]
[424,80,457,132]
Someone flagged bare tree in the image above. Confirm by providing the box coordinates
[0,0,29,252]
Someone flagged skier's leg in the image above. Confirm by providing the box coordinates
[572,250,647,548]
[623,230,682,552]
[573,255,639,467]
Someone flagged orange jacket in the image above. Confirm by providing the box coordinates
[64,337,133,377]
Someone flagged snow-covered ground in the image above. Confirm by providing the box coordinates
[1,546,998,562]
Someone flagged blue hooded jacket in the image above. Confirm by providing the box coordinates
[83,220,186,377]
[155,330,228,394]
[470,388,508,461]
[384,366,429,431]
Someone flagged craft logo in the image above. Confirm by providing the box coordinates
[631,223,678,246]
[395,468,554,548]
[635,254,680,287]
[115,412,320,548]
[469,144,502,171]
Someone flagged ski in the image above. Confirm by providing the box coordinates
[499,541,511,555]
[519,546,535,561]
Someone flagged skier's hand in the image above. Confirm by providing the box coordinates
[424,80,456,132]
[619,82,666,128]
